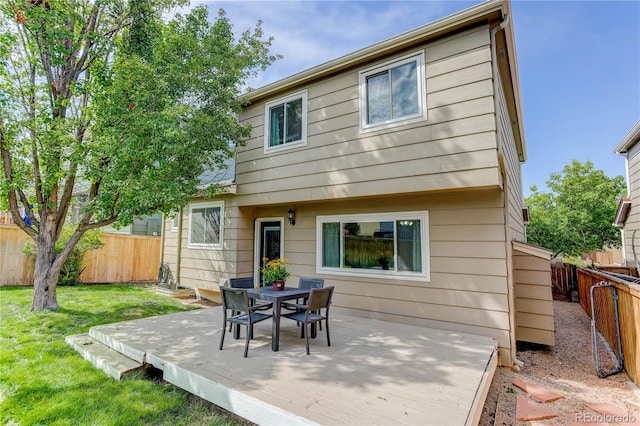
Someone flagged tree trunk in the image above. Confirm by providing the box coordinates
[30,227,61,311]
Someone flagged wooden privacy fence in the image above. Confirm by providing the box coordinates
[577,266,640,386]
[79,233,161,283]
[551,262,637,301]
[0,224,35,285]
[0,224,161,285]
[550,262,575,300]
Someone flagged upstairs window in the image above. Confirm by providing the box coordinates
[264,90,308,153]
[359,52,426,132]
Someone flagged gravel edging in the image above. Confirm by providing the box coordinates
[481,300,639,425]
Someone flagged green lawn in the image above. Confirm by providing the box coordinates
[0,285,246,426]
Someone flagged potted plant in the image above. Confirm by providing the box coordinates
[376,251,393,270]
[260,257,292,291]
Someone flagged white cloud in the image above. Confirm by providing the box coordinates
[190,1,480,87]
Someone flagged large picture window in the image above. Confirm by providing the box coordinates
[359,52,426,132]
[264,90,307,153]
[316,212,429,281]
[188,201,224,249]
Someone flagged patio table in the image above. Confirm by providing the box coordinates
[246,286,311,351]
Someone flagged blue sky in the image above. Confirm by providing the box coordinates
[188,0,640,196]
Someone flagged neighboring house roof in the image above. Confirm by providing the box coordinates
[613,197,632,227]
[613,121,640,227]
[196,160,236,191]
[614,120,640,154]
[242,0,526,161]
[70,160,235,197]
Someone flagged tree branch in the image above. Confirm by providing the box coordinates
[1,128,37,239]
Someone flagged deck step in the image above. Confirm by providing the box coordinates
[66,333,144,380]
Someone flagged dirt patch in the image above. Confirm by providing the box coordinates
[147,285,219,307]
[481,300,640,425]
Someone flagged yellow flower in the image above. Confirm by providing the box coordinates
[259,257,292,285]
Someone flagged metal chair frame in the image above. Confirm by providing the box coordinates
[219,287,272,358]
[282,286,334,355]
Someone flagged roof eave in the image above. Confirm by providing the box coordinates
[613,198,632,227]
[498,0,527,162]
[242,0,506,104]
[513,240,552,259]
[614,120,640,154]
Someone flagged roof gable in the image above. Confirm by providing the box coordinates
[242,0,525,161]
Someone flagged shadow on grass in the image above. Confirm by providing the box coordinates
[0,285,240,426]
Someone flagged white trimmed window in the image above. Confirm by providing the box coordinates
[359,51,426,132]
[188,201,224,249]
[316,211,430,281]
[264,90,308,153]
[170,214,179,232]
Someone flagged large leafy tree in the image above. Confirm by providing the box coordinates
[525,160,626,259]
[0,0,278,310]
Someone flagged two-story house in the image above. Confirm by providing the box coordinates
[161,0,553,368]
[614,120,640,264]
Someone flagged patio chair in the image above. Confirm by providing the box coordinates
[219,286,272,358]
[281,277,324,310]
[281,277,325,329]
[228,277,272,332]
[282,286,334,355]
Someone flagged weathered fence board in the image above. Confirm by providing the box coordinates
[550,262,574,300]
[0,225,161,285]
[577,267,640,386]
[550,262,637,301]
[80,233,161,283]
[0,224,34,286]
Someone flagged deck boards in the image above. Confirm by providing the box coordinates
[87,307,497,425]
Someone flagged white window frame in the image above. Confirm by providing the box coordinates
[170,212,180,232]
[264,90,308,154]
[316,211,430,281]
[359,51,427,133]
[188,201,224,249]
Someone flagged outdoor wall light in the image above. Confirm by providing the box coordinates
[287,209,296,226]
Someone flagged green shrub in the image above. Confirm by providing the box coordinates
[23,227,104,286]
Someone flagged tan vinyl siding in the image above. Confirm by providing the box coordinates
[622,143,640,266]
[236,26,500,207]
[161,215,179,283]
[176,196,243,290]
[253,190,514,365]
[513,242,554,346]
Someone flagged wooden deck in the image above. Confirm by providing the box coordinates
[87,307,497,425]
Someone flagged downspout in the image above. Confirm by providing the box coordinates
[160,213,166,265]
[623,155,631,269]
[176,206,183,287]
[490,14,522,371]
